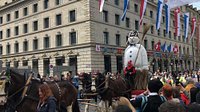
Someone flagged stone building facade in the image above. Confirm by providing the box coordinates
[0,0,200,75]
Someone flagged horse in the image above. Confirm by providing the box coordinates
[95,72,131,111]
[78,72,98,112]
[3,69,80,112]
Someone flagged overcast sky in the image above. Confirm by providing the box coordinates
[191,2,200,9]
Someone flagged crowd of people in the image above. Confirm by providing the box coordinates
[30,69,200,112]
[115,69,200,112]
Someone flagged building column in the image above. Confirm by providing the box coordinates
[28,59,33,69]
[19,61,23,67]
[38,59,44,76]
[10,61,14,68]
[63,56,69,66]
[2,61,6,68]
[50,58,56,76]
[111,55,117,73]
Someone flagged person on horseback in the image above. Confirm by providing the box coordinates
[37,84,57,112]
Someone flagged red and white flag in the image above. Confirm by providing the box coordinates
[155,41,161,52]
[99,0,105,12]
[173,43,179,54]
[191,17,196,39]
[174,8,180,37]
[140,0,147,25]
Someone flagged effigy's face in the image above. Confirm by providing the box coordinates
[128,36,140,44]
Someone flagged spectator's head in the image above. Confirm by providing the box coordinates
[159,101,186,112]
[190,87,200,103]
[196,91,200,104]
[162,84,173,100]
[187,103,200,112]
[148,79,163,93]
[187,78,195,85]
[172,87,181,99]
[115,105,132,112]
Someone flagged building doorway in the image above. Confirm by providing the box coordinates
[104,55,111,73]
[43,58,50,76]
[32,59,38,74]
[69,56,77,74]
[116,56,123,73]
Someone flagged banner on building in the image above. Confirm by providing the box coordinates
[140,0,147,25]
[121,0,130,21]
[96,45,101,52]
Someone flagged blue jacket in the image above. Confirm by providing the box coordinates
[37,96,57,112]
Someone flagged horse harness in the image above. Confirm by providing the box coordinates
[6,75,62,111]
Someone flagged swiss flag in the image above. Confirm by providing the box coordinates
[155,41,161,51]
[173,44,178,54]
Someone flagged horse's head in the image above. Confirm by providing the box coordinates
[5,69,25,96]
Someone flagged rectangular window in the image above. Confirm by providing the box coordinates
[103,32,109,44]
[169,31,171,38]
[151,41,154,50]
[0,46,2,55]
[44,0,49,9]
[44,17,49,28]
[114,0,119,5]
[15,26,19,36]
[23,24,28,34]
[150,11,153,18]
[33,39,38,50]
[151,26,154,34]
[178,36,181,41]
[162,16,165,23]
[157,29,160,36]
[69,10,76,22]
[115,14,120,25]
[56,14,62,26]
[55,0,61,5]
[135,20,139,30]
[6,44,10,54]
[70,32,77,45]
[33,3,38,13]
[7,14,10,22]
[0,31,2,39]
[144,40,148,49]
[56,34,62,46]
[103,10,108,22]
[116,34,120,46]
[15,11,19,19]
[23,7,28,16]
[23,41,28,52]
[174,32,176,40]
[44,36,50,49]
[126,17,130,28]
[163,29,166,37]
[0,17,3,24]
[23,60,28,66]
[14,43,19,53]
[33,21,38,31]
[134,4,138,13]
[6,29,10,38]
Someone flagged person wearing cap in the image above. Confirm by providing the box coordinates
[130,79,166,112]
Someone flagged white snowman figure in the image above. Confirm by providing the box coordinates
[124,31,149,70]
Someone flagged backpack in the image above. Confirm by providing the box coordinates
[136,96,166,112]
